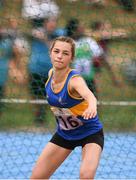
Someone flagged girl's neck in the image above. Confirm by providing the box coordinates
[52,67,70,83]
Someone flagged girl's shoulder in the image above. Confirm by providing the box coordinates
[69,68,80,74]
[68,69,82,82]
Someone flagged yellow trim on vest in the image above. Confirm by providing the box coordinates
[69,100,88,116]
[51,69,73,94]
[45,68,53,86]
[68,75,83,100]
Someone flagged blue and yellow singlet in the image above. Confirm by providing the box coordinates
[45,69,103,140]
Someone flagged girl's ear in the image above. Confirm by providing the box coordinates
[71,56,75,62]
[70,57,74,64]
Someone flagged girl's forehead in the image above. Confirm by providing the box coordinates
[53,41,72,51]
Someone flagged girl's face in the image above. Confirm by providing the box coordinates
[50,40,73,70]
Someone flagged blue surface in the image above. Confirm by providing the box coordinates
[0,131,136,179]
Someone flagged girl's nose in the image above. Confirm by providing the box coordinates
[57,52,62,58]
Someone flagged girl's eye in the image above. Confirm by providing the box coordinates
[53,49,69,56]
[63,52,69,56]
[53,50,59,53]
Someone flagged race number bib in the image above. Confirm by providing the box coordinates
[51,107,83,130]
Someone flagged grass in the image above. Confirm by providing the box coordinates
[1,100,136,132]
[0,0,136,131]
[0,103,56,131]
[99,106,136,132]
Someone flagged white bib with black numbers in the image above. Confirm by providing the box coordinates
[51,107,83,130]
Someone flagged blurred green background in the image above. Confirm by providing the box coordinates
[0,0,136,131]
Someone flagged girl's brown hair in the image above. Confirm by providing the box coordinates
[50,36,75,60]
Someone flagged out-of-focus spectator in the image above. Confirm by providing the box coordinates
[65,18,103,96]
[0,32,14,117]
[0,16,29,85]
[28,16,65,124]
[88,20,126,90]
[21,0,65,124]
[22,0,60,20]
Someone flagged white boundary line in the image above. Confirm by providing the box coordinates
[0,98,136,106]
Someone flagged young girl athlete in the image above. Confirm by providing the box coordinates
[30,36,104,179]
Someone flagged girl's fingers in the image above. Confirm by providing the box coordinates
[82,112,94,119]
[82,110,97,119]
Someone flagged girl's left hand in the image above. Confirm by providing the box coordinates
[82,105,97,120]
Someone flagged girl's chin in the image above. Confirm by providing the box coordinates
[53,66,63,70]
